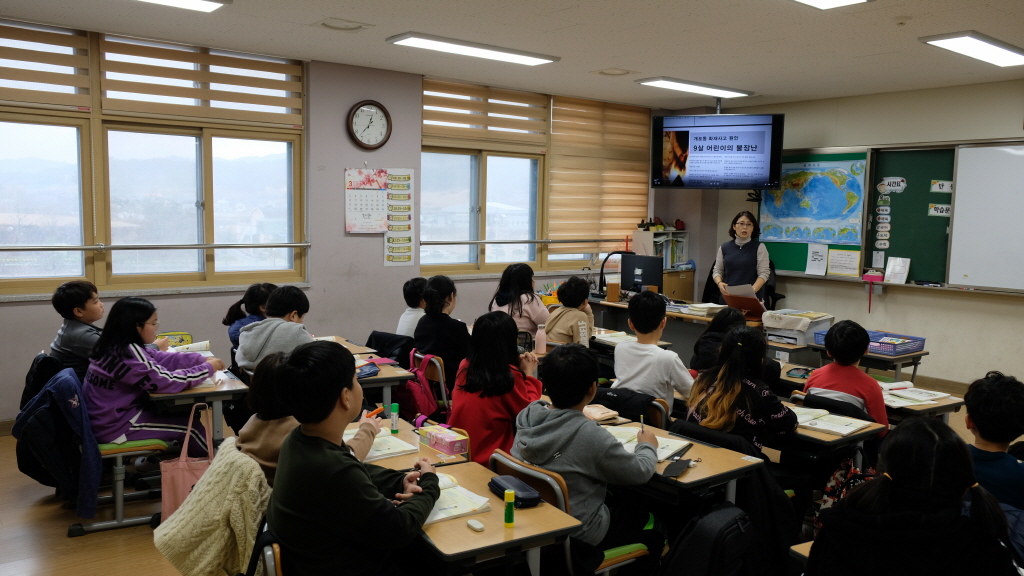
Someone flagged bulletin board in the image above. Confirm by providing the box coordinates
[866,149,954,283]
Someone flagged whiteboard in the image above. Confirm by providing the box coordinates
[948,144,1024,291]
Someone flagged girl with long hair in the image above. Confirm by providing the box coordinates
[222,282,277,349]
[488,263,549,336]
[413,275,471,387]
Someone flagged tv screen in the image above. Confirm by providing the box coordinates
[651,114,785,189]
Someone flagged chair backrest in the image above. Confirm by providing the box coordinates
[546,303,561,312]
[516,330,534,353]
[803,392,874,422]
[489,449,570,514]
[668,419,760,458]
[413,351,446,387]
[365,331,415,369]
[646,398,670,429]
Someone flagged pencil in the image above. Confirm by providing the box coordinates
[640,415,644,433]
[366,406,384,418]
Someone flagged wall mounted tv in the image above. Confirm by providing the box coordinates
[651,114,785,189]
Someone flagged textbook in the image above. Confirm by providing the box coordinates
[424,473,492,524]
[882,392,936,408]
[889,388,950,402]
[605,427,691,462]
[593,331,638,345]
[684,303,727,317]
[343,427,420,462]
[790,406,829,425]
[799,414,871,437]
[878,381,913,392]
[170,340,210,352]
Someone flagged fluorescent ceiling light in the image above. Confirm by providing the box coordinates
[636,77,752,98]
[790,0,872,9]
[386,32,559,66]
[136,0,230,12]
[919,31,1024,67]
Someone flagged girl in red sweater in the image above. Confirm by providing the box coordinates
[450,311,543,465]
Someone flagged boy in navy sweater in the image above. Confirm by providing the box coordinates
[965,371,1024,510]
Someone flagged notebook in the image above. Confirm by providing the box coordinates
[799,414,871,437]
[790,406,829,425]
[194,370,230,389]
[604,427,691,462]
[170,340,210,352]
[888,388,950,402]
[882,392,937,408]
[878,381,913,391]
[424,473,492,524]
[343,427,420,462]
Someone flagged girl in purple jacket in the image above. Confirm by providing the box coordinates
[84,297,226,455]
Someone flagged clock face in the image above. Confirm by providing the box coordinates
[351,104,389,147]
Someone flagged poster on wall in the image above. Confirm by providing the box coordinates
[345,168,388,233]
[383,169,415,267]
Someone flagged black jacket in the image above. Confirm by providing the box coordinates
[413,312,470,387]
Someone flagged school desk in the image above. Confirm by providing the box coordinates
[149,370,248,449]
[344,418,467,470]
[355,354,415,418]
[790,541,813,564]
[773,402,885,469]
[781,362,964,423]
[316,335,376,354]
[806,339,929,382]
[420,461,580,575]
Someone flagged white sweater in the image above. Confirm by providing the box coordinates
[154,437,272,576]
[612,341,694,408]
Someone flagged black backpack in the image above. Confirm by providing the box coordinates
[22,353,64,410]
[661,503,754,576]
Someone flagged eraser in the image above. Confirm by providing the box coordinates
[467,519,485,532]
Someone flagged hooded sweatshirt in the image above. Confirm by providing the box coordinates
[512,401,657,545]
[236,317,313,370]
[490,292,550,336]
[544,305,594,346]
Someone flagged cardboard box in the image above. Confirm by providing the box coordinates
[418,425,468,456]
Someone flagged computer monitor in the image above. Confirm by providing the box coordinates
[619,254,663,293]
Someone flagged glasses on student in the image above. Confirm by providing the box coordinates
[143,320,160,328]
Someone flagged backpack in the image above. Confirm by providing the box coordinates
[814,457,875,536]
[661,502,754,576]
[393,349,442,421]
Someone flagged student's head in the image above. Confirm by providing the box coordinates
[688,326,767,430]
[91,297,158,358]
[265,286,310,323]
[729,210,759,240]
[423,275,457,315]
[277,341,359,424]
[403,277,428,309]
[541,343,598,409]
[824,320,870,366]
[627,290,666,335]
[52,280,103,323]
[965,371,1024,445]
[460,311,520,398]
[489,263,536,317]
[703,307,746,337]
[845,417,1008,543]
[557,276,590,310]
[222,282,277,327]
[247,352,290,420]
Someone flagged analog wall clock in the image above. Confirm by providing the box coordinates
[347,100,392,150]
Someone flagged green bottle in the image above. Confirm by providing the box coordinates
[390,403,399,434]
[504,489,515,527]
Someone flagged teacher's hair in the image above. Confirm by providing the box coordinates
[728,211,760,239]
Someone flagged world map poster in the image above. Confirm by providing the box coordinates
[759,156,866,245]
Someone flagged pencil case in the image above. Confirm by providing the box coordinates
[487,476,541,508]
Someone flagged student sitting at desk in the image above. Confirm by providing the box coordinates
[49,280,106,381]
[611,290,694,410]
[807,418,1019,576]
[235,352,381,484]
[545,275,595,346]
[513,344,664,574]
[803,320,888,436]
[449,312,542,465]
[964,371,1024,511]
[222,282,276,350]
[84,297,225,456]
[236,286,313,371]
[488,263,549,336]
[267,341,440,575]
[413,275,470,387]
[690,307,745,372]
[395,276,426,338]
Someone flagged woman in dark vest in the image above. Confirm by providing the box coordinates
[713,211,770,304]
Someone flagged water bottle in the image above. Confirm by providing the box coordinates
[535,324,547,354]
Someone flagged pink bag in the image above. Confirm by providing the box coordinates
[159,403,213,521]
[393,349,441,421]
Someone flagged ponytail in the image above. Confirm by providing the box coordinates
[687,326,766,431]
[247,352,291,420]
[423,275,457,316]
[222,298,246,326]
[223,282,277,326]
[967,484,1012,546]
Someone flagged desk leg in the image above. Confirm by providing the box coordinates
[383,385,392,417]
[725,479,737,504]
[212,400,224,449]
[893,363,902,382]
[526,548,541,576]
[853,441,864,470]
[940,412,950,424]
[910,359,920,383]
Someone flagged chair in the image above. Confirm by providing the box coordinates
[516,330,535,354]
[489,450,649,575]
[68,439,167,536]
[237,516,282,576]
[365,331,415,369]
[646,398,670,430]
[763,260,786,311]
[546,303,561,312]
[413,351,450,410]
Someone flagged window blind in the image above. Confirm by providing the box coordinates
[422,78,548,153]
[99,36,303,128]
[548,97,650,253]
[0,21,91,109]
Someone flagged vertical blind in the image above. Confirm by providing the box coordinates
[0,21,92,109]
[422,78,548,153]
[548,97,650,253]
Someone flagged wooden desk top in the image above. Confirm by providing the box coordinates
[345,419,466,470]
[355,354,415,386]
[790,541,812,562]
[316,335,376,355]
[782,363,964,415]
[767,341,809,351]
[421,462,581,561]
[616,423,763,490]
[150,373,248,400]
[598,300,762,327]
[782,401,885,445]
[781,362,813,387]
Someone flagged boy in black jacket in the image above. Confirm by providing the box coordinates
[267,341,440,575]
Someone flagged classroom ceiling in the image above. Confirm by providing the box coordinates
[3,0,1024,110]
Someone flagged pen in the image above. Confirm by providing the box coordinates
[366,406,384,418]
[640,415,644,434]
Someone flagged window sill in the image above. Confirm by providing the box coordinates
[447,268,594,281]
[0,282,311,304]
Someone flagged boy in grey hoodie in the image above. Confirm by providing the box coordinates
[513,344,663,570]
[237,286,314,370]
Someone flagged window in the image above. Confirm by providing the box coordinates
[420,150,540,268]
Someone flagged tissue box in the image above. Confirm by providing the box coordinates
[419,425,469,456]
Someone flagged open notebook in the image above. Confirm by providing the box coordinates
[424,473,492,524]
[791,406,871,436]
[342,427,419,462]
[193,370,231,389]
[604,427,690,462]
[883,392,938,408]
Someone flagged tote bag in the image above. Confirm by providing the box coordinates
[160,403,214,520]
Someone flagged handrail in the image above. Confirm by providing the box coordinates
[420,239,608,246]
[0,242,311,252]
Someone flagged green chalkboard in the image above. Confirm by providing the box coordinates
[867,149,954,283]
[760,151,867,272]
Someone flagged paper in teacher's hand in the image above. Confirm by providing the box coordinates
[726,284,758,298]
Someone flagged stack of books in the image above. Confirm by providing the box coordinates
[684,303,727,316]
[593,331,638,345]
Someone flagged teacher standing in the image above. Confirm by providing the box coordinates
[713,211,770,303]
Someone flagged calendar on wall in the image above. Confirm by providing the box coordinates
[344,167,416,267]
[345,168,388,233]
